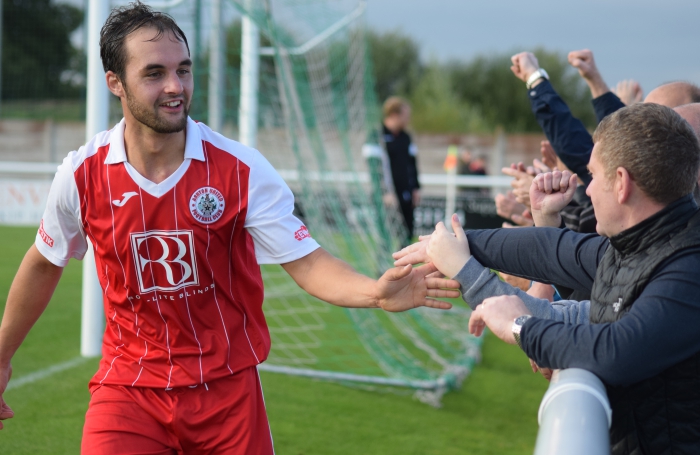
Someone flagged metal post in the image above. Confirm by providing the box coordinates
[444,145,458,230]
[238,4,259,147]
[208,0,225,132]
[535,369,612,455]
[81,0,110,358]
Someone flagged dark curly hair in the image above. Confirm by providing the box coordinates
[100,1,189,80]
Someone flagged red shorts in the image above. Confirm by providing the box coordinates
[81,366,274,455]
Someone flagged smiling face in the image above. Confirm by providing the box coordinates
[118,27,193,134]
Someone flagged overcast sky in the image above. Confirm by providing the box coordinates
[63,0,699,95]
[365,0,700,94]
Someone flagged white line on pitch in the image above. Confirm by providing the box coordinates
[6,356,91,391]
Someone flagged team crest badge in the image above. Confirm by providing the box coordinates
[190,187,225,224]
[295,225,311,241]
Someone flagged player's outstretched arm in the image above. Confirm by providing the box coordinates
[281,248,460,312]
[0,245,63,430]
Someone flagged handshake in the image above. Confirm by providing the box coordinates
[392,214,532,347]
[394,169,577,352]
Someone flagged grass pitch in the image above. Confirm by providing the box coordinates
[0,226,548,454]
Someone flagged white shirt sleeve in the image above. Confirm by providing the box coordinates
[244,150,320,264]
[35,155,88,267]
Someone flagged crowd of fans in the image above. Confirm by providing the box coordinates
[395,49,700,455]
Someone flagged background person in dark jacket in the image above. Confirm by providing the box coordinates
[395,103,700,455]
[382,97,420,245]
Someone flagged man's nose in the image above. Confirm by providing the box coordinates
[164,71,183,94]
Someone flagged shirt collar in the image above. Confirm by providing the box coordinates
[104,116,204,164]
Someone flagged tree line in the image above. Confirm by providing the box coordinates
[1,2,594,133]
[367,29,596,133]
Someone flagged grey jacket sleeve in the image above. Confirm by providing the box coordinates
[455,256,590,325]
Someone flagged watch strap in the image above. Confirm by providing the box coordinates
[526,69,549,89]
[512,315,533,349]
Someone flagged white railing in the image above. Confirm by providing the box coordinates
[535,368,612,455]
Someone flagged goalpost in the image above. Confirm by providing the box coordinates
[81,0,484,405]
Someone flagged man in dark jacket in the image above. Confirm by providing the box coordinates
[382,97,420,245]
[395,103,700,455]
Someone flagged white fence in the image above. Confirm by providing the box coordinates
[0,165,511,226]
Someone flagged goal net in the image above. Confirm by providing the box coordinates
[152,0,481,405]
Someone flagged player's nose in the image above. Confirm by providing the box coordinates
[163,71,184,94]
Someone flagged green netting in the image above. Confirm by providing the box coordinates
[156,0,483,405]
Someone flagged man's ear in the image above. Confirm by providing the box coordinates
[105,71,124,98]
[616,166,633,204]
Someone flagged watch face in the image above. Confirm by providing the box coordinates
[515,315,531,326]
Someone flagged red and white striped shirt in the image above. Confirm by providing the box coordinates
[36,118,320,390]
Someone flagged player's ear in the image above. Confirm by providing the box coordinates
[106,71,124,98]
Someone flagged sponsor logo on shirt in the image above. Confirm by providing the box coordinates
[38,220,54,247]
[112,191,139,207]
[190,187,225,224]
[294,225,311,241]
[130,230,199,293]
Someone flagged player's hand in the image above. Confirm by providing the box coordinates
[530,170,577,227]
[468,295,532,344]
[377,263,459,312]
[0,363,14,430]
[510,52,540,83]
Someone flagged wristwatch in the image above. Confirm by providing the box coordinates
[526,68,549,89]
[512,315,533,349]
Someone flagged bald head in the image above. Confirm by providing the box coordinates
[675,103,700,139]
[644,82,700,108]
[674,103,700,200]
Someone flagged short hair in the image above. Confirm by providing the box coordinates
[100,1,189,80]
[593,103,700,204]
[383,97,408,118]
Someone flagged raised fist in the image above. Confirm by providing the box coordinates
[529,170,578,227]
[568,49,600,81]
[510,52,540,83]
[613,79,644,106]
[568,49,610,98]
